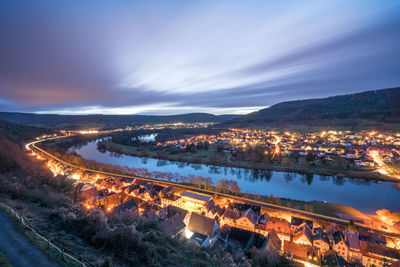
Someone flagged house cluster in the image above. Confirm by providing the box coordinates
[156,129,400,167]
[77,177,400,266]
[133,122,214,131]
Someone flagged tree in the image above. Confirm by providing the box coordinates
[305,173,314,185]
[203,141,209,151]
[227,180,239,195]
[254,145,266,162]
[97,142,107,153]
[306,150,315,162]
[269,194,274,204]
[216,143,224,152]
[348,219,357,232]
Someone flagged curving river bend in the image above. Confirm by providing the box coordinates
[70,140,400,213]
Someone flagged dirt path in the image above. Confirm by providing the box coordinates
[0,209,60,267]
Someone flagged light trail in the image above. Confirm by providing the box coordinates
[271,134,281,159]
[369,150,400,180]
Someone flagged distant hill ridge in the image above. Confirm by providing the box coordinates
[1,87,399,130]
[224,87,400,129]
[0,112,240,130]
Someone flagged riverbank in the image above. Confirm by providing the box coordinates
[102,140,398,183]
[39,143,379,220]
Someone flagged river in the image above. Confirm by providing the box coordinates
[70,140,400,213]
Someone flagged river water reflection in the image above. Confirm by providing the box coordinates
[71,140,400,213]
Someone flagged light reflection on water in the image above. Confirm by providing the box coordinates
[71,140,400,213]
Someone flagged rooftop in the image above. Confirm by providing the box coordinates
[181,191,212,202]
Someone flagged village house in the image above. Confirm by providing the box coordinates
[261,229,282,253]
[265,217,291,242]
[143,188,158,202]
[345,230,362,265]
[236,208,259,231]
[79,185,98,200]
[186,213,219,247]
[291,216,313,232]
[284,240,319,265]
[259,212,270,224]
[111,179,124,192]
[97,192,130,212]
[113,198,138,214]
[160,194,183,208]
[223,226,265,251]
[325,223,340,241]
[220,208,239,227]
[156,205,188,222]
[123,184,140,196]
[333,231,349,261]
[138,201,159,215]
[159,213,186,238]
[293,223,313,246]
[180,191,212,208]
[313,227,330,254]
[201,199,225,219]
[361,240,400,267]
[359,229,386,246]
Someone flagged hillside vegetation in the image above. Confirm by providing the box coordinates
[224,87,400,130]
[0,119,55,143]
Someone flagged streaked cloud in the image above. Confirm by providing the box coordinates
[0,0,399,114]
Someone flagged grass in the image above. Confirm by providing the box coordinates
[103,140,393,182]
[104,140,228,164]
[0,251,12,267]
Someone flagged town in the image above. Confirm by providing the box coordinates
[28,132,400,267]
[154,128,400,179]
[72,172,400,266]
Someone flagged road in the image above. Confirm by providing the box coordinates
[0,209,59,267]
[28,136,400,239]
[369,150,400,180]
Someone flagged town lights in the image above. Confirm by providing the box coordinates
[72,173,80,180]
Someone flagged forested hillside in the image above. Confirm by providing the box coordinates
[224,87,400,130]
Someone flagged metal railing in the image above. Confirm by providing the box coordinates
[0,202,94,267]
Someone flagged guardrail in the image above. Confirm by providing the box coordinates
[0,202,94,267]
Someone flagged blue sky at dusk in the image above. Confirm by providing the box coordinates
[0,0,399,115]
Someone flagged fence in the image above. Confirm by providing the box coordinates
[0,202,95,267]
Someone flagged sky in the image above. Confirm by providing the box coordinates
[0,0,399,115]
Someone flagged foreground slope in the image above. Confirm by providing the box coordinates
[224,87,400,130]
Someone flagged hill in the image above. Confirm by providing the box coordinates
[223,87,400,130]
[0,112,240,130]
[0,119,55,143]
